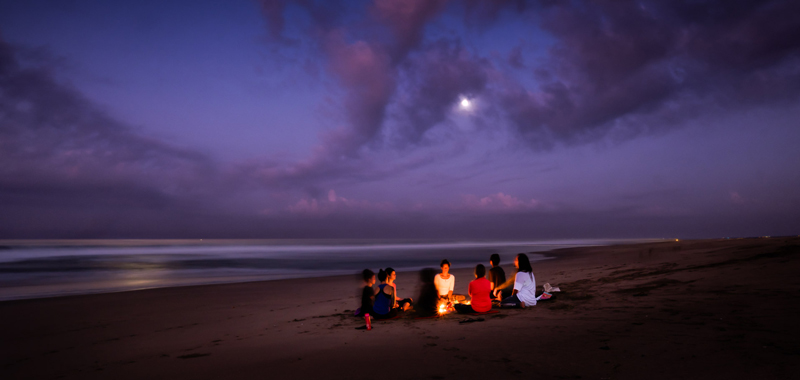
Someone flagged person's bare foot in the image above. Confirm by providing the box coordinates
[520,302,526,308]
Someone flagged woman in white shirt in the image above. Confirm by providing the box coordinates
[434,259,455,301]
[501,254,537,308]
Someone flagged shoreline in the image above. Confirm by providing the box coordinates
[0,238,650,302]
[2,237,798,379]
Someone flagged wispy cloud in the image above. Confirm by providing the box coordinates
[288,189,394,215]
[461,192,540,211]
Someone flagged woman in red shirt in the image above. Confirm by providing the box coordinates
[454,264,493,314]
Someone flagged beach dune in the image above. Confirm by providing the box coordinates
[2,237,799,379]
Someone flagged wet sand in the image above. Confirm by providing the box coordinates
[2,237,799,379]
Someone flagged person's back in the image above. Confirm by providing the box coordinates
[373,283,395,315]
[513,271,537,306]
[372,269,398,319]
[357,269,375,316]
[500,254,537,308]
[360,285,374,315]
[468,277,492,313]
[488,266,506,289]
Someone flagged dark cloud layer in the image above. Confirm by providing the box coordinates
[502,0,800,147]
[0,37,220,235]
[259,0,800,154]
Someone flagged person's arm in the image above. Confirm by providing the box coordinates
[493,275,510,297]
[511,273,521,297]
[447,276,455,300]
[497,276,514,290]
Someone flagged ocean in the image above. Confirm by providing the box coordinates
[0,238,660,301]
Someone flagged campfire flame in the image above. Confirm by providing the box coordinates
[437,298,472,314]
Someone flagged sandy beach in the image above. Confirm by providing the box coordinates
[2,237,799,379]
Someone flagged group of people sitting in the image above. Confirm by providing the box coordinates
[357,253,538,319]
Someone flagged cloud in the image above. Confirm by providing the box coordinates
[371,0,449,60]
[258,0,288,40]
[497,0,800,148]
[287,189,393,215]
[0,37,221,231]
[388,39,489,144]
[257,0,454,158]
[254,0,800,170]
[242,0,465,192]
[321,31,395,155]
[462,192,540,211]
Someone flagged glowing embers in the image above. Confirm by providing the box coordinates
[437,298,470,315]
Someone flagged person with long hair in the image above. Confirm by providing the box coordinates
[454,264,492,314]
[385,267,413,311]
[372,269,398,319]
[500,254,537,308]
[434,259,455,301]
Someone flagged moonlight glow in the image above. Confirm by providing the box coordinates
[460,98,471,109]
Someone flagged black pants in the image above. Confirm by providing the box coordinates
[373,308,398,319]
[453,304,477,314]
[397,298,412,309]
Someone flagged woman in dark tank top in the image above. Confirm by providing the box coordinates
[372,269,397,319]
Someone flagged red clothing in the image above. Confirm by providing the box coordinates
[468,277,492,313]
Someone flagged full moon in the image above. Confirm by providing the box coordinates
[460,98,471,109]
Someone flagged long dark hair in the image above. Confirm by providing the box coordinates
[517,253,533,273]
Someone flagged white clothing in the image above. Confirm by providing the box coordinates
[513,271,537,306]
[434,274,455,296]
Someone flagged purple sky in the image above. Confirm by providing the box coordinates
[1,0,799,239]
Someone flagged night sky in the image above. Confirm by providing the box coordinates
[1,0,799,239]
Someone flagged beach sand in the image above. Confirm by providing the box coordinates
[2,237,799,379]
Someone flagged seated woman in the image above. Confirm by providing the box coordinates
[385,267,413,311]
[501,254,537,308]
[372,269,398,319]
[356,269,375,317]
[454,264,492,314]
[434,259,455,302]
